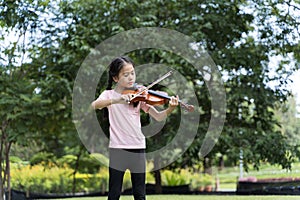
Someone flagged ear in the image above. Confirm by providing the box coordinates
[112,76,119,83]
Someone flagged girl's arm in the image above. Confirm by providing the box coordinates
[148,96,179,121]
[91,94,132,110]
[91,98,113,110]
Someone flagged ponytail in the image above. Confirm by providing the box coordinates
[106,75,113,90]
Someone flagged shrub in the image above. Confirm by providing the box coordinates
[11,164,154,194]
[29,152,56,166]
[12,163,209,194]
[11,164,73,194]
[190,173,213,191]
[161,169,192,186]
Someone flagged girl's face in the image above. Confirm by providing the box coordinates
[113,63,136,89]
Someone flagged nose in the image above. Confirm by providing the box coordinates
[129,73,135,81]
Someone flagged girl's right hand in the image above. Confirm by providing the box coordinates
[114,94,132,104]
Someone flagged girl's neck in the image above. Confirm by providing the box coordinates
[113,86,125,94]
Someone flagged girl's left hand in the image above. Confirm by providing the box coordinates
[169,95,179,107]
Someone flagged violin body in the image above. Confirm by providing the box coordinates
[122,88,168,106]
[122,85,194,112]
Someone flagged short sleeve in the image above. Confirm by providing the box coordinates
[97,90,110,101]
[94,90,112,110]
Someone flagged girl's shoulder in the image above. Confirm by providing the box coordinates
[98,89,112,98]
[100,89,119,97]
[101,89,114,94]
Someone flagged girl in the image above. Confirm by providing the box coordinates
[91,56,178,200]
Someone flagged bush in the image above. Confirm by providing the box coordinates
[11,164,111,194]
[11,164,73,193]
[11,164,153,194]
[57,154,104,174]
[12,163,213,194]
[161,169,191,186]
[29,152,56,166]
[190,173,213,191]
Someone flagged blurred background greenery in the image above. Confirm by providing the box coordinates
[1,0,300,199]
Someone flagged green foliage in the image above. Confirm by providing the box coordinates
[190,173,213,190]
[34,0,300,172]
[161,169,192,186]
[1,0,300,196]
[10,158,217,194]
[11,164,74,193]
[11,164,145,194]
[11,164,109,194]
[57,154,104,174]
[11,163,216,193]
[90,153,109,167]
[9,156,22,164]
[30,152,56,166]
[274,97,300,147]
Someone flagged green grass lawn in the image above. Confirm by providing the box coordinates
[48,195,300,200]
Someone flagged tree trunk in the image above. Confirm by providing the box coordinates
[203,157,212,174]
[218,155,224,171]
[5,142,12,200]
[0,160,4,200]
[72,147,83,194]
[154,156,162,194]
[0,149,4,200]
[0,125,6,200]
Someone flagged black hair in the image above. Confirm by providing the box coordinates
[107,56,139,107]
[106,56,135,90]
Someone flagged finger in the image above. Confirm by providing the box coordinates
[175,95,179,104]
[121,95,130,103]
[169,96,178,106]
[172,96,176,104]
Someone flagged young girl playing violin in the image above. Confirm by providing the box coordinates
[91,56,179,200]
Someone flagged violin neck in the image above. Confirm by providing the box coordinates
[148,90,194,112]
[148,90,171,100]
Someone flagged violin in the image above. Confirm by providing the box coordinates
[121,71,194,112]
[122,86,194,112]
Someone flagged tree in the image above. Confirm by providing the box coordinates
[1,0,300,195]
[49,0,300,189]
[0,1,71,199]
[205,0,300,171]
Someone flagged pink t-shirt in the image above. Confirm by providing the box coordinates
[97,90,150,149]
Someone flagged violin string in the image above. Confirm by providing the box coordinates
[129,70,173,101]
